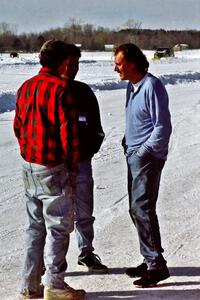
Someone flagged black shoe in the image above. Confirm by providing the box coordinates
[126,262,147,278]
[133,268,170,288]
[78,253,108,273]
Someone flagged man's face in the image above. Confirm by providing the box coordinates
[64,55,79,79]
[114,51,135,81]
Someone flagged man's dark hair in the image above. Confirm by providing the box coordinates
[114,43,149,73]
[65,44,81,58]
[39,39,69,70]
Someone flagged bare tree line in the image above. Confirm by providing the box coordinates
[0,20,200,52]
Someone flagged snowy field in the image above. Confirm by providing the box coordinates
[0,49,200,299]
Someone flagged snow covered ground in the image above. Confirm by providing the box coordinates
[0,50,200,299]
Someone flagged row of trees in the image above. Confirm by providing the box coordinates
[0,20,200,52]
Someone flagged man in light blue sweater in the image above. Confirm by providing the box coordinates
[114,43,172,288]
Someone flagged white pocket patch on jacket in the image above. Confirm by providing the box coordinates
[79,115,87,122]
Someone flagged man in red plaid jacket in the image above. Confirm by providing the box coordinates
[14,40,85,300]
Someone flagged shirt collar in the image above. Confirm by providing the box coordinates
[39,66,60,77]
[131,73,148,94]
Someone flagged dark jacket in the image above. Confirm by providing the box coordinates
[69,80,105,161]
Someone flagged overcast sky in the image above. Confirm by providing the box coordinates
[0,0,199,33]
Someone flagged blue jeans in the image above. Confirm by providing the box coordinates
[21,160,75,292]
[75,159,95,256]
[127,152,167,270]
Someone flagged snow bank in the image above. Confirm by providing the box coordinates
[0,91,16,113]
[0,50,200,114]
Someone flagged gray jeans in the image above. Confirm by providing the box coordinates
[75,159,95,256]
[127,152,167,270]
[21,160,75,292]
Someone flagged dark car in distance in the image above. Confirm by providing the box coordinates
[153,47,174,59]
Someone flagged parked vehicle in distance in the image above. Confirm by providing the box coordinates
[153,47,174,60]
[10,52,19,58]
[173,43,189,51]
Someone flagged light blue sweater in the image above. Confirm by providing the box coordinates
[125,73,172,160]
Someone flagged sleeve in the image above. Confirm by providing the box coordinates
[138,80,172,157]
[58,88,79,170]
[13,89,22,140]
[88,88,105,154]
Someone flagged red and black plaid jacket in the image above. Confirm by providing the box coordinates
[14,67,79,169]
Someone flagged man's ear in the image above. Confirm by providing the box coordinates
[130,61,136,71]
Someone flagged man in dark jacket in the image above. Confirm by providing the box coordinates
[62,44,107,272]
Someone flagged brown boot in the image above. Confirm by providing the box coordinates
[44,283,86,300]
